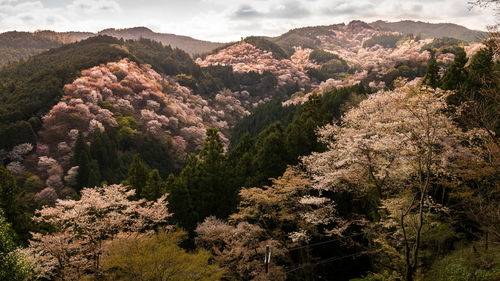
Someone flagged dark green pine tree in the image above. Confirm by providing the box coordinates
[286,93,329,162]
[125,155,150,198]
[169,155,198,231]
[0,167,20,222]
[197,128,233,219]
[0,166,31,243]
[423,55,440,88]
[73,131,91,191]
[252,122,289,186]
[73,131,89,166]
[143,169,164,201]
[0,211,31,280]
[87,160,102,188]
[90,129,119,184]
[440,48,468,90]
[227,133,255,188]
[464,47,495,92]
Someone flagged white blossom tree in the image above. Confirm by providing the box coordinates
[196,216,286,281]
[302,84,487,280]
[26,184,171,280]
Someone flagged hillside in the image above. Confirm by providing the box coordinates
[0,27,224,67]
[370,20,487,42]
[0,20,484,67]
[0,31,63,67]
[97,27,224,55]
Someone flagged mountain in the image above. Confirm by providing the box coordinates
[0,20,484,68]
[0,27,224,67]
[370,20,487,42]
[0,31,63,66]
[97,27,224,55]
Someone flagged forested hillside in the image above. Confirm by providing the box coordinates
[0,11,499,281]
[0,31,64,67]
[0,27,223,68]
[370,20,487,42]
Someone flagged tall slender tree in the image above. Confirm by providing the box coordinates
[125,155,150,198]
[143,169,164,201]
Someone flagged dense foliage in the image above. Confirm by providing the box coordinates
[244,36,290,59]
[421,37,465,52]
[362,34,405,48]
[0,31,63,67]
[0,211,31,281]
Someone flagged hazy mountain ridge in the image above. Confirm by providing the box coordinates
[97,27,225,54]
[370,20,488,42]
[0,27,224,67]
[0,20,485,68]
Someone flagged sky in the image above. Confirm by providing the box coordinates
[0,0,497,42]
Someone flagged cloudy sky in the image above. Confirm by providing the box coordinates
[0,0,496,42]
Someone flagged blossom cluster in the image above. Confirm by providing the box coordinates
[23,58,250,197]
[196,41,310,86]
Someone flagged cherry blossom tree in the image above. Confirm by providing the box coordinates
[302,83,487,281]
[26,184,171,280]
[196,216,286,281]
[231,166,340,244]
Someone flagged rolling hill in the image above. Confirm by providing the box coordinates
[0,27,224,67]
[370,20,487,42]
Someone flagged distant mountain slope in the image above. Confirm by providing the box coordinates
[0,31,63,66]
[97,27,224,55]
[269,20,384,53]
[370,20,487,42]
[0,27,224,67]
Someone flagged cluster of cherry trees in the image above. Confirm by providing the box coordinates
[8,59,251,202]
[195,80,494,280]
[196,41,310,87]
[24,184,171,280]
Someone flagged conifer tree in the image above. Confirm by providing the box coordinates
[440,48,468,90]
[143,169,164,201]
[195,128,230,219]
[423,55,440,88]
[73,131,89,166]
[0,166,31,242]
[125,155,149,198]
[73,131,92,190]
[464,47,495,92]
[286,94,328,161]
[169,156,197,230]
[87,160,101,188]
[252,122,288,186]
[227,133,255,188]
[0,211,31,281]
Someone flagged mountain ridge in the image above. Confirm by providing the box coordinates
[370,20,487,42]
[0,20,486,67]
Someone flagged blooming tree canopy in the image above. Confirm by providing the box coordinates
[27,184,171,280]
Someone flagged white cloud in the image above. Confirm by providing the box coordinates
[0,0,496,41]
[67,0,121,14]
